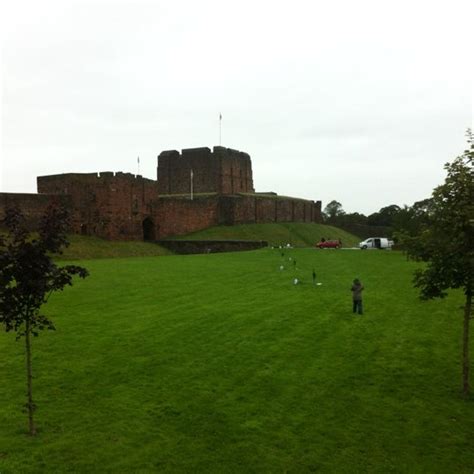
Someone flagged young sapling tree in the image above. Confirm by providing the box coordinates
[0,205,89,435]
[403,130,473,397]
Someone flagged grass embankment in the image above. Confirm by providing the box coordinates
[56,235,172,260]
[1,249,473,472]
[178,222,359,247]
[52,223,359,259]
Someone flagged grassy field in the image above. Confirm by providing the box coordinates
[0,249,473,473]
[176,222,360,248]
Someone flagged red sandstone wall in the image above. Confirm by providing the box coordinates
[276,200,292,222]
[313,201,323,223]
[217,195,321,226]
[255,198,276,223]
[183,148,221,194]
[156,150,179,194]
[153,193,317,240]
[223,196,256,224]
[1,188,323,240]
[214,147,254,194]
[0,193,73,229]
[37,172,158,240]
[157,147,220,195]
[292,201,304,221]
[154,196,219,238]
[219,157,233,194]
[303,202,311,222]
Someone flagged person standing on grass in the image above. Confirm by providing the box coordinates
[351,278,364,314]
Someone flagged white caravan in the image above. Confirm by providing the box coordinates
[359,237,394,250]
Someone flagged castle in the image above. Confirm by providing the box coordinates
[0,146,322,240]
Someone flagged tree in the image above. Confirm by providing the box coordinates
[367,204,401,227]
[341,212,368,226]
[323,200,345,221]
[392,198,434,239]
[0,205,88,435]
[403,130,474,397]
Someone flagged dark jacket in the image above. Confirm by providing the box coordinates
[351,282,364,301]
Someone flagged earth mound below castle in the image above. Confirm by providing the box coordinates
[56,222,359,260]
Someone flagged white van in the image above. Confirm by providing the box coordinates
[359,237,394,250]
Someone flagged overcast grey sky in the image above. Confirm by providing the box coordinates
[1,0,472,214]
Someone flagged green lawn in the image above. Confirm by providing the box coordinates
[0,249,473,473]
[177,222,360,248]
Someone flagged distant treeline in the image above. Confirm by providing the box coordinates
[322,199,433,241]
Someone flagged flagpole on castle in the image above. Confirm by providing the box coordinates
[137,156,140,175]
[219,113,222,146]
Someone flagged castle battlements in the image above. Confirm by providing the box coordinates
[38,171,156,185]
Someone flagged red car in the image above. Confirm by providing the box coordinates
[315,240,342,249]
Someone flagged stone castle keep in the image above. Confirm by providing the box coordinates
[0,146,322,240]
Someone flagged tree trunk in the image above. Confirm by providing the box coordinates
[462,288,472,397]
[25,321,36,436]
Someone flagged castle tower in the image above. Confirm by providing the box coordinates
[157,146,254,195]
